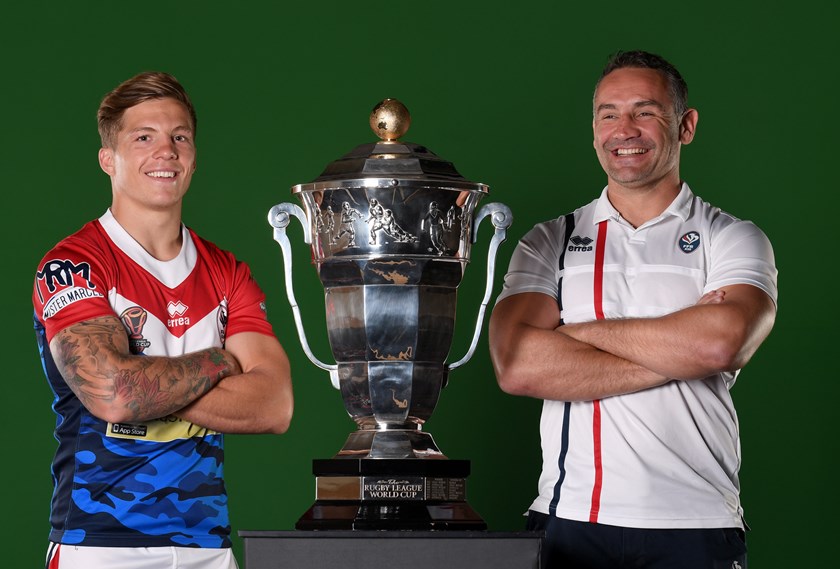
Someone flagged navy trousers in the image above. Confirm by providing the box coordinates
[527,511,747,569]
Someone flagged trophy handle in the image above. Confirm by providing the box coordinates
[268,203,340,388]
[447,202,513,372]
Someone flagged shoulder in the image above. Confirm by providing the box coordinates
[684,194,770,242]
[187,228,240,266]
[35,220,113,280]
[691,196,770,248]
[704,201,771,243]
[39,220,106,256]
[186,228,262,292]
[688,194,756,228]
[34,221,115,330]
[519,201,594,248]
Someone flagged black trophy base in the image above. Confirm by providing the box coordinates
[296,500,487,531]
[295,458,487,531]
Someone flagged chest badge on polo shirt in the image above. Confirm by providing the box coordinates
[568,235,594,252]
[678,231,701,253]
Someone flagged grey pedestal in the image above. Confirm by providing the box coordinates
[239,530,543,569]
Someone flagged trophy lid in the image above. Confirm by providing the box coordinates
[293,99,487,192]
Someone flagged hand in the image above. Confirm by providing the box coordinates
[696,289,725,305]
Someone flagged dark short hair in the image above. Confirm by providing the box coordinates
[97,71,197,148]
[595,50,689,117]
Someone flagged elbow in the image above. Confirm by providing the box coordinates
[91,408,124,424]
[268,413,292,435]
[89,402,149,425]
[699,350,740,376]
[712,343,755,374]
[498,377,532,398]
[490,334,514,396]
[692,294,776,375]
[490,339,536,397]
[246,410,291,435]
[492,359,534,398]
[266,398,294,435]
[698,330,754,374]
[266,421,290,436]
[255,369,294,434]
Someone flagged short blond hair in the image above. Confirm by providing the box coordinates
[97,71,197,148]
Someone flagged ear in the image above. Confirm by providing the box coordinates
[680,109,699,145]
[98,147,115,176]
[592,119,597,149]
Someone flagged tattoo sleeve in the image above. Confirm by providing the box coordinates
[50,315,240,422]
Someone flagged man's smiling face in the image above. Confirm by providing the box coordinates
[99,97,196,213]
[592,67,693,192]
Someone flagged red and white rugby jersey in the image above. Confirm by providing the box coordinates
[496,183,778,529]
[34,209,273,351]
[32,210,275,548]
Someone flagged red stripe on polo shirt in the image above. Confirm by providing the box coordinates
[589,220,608,522]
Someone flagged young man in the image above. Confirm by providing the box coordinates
[489,51,777,568]
[33,72,293,569]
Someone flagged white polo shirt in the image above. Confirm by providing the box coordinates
[496,183,778,529]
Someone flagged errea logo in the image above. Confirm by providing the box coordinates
[166,300,190,328]
[167,300,188,317]
[568,235,594,252]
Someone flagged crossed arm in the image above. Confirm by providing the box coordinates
[175,331,292,434]
[488,284,776,402]
[50,315,293,434]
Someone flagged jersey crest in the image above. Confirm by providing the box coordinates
[119,306,151,353]
[217,299,229,343]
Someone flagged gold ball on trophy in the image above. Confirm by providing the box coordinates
[369,99,411,142]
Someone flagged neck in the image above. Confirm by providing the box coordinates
[110,204,184,261]
[606,178,682,228]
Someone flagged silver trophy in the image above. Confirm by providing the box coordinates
[269,99,511,529]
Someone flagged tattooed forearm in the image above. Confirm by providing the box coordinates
[50,315,241,422]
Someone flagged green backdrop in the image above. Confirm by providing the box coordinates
[2,2,834,567]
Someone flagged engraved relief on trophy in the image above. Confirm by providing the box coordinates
[328,201,364,248]
[366,198,416,246]
[420,201,462,256]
